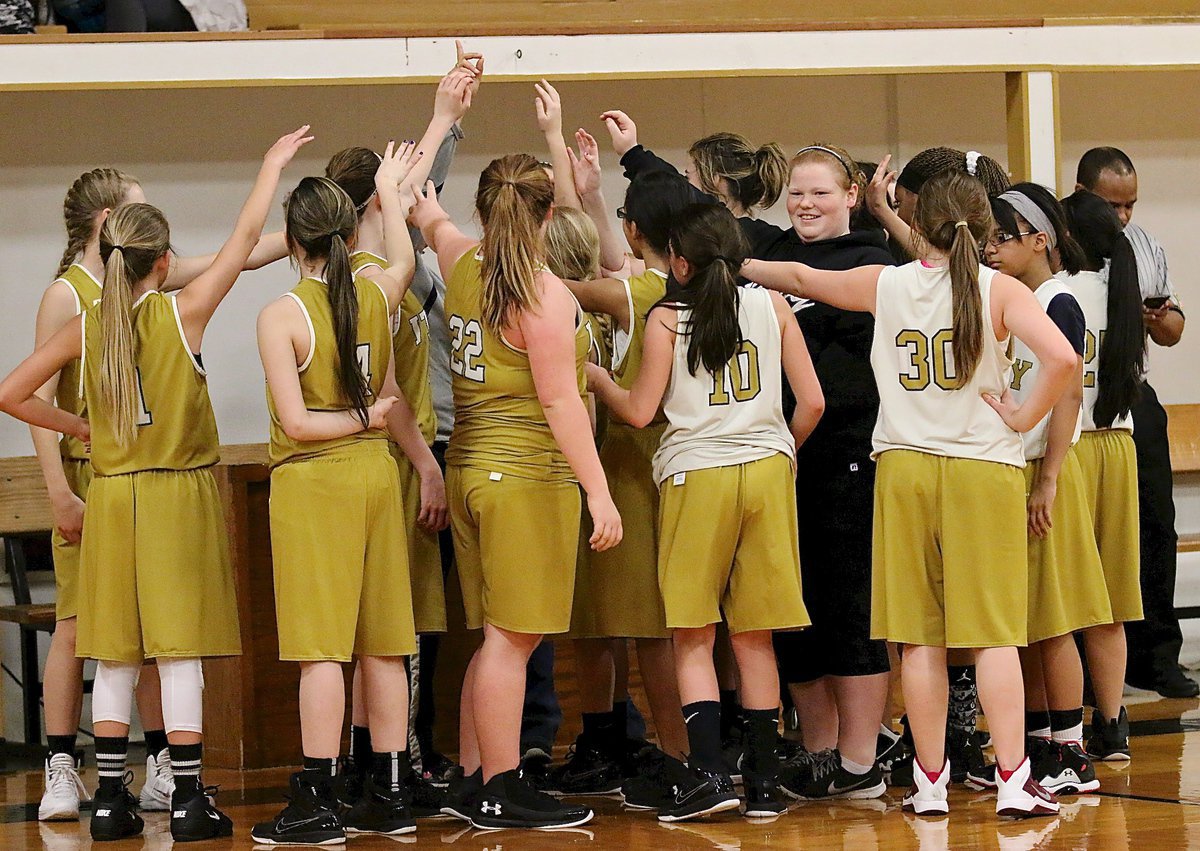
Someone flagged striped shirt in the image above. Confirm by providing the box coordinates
[1125,222,1182,308]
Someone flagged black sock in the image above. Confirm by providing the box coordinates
[47,734,76,759]
[718,690,740,740]
[370,750,412,793]
[1049,708,1083,732]
[95,736,129,796]
[303,756,339,796]
[741,707,780,776]
[682,701,724,773]
[947,666,977,736]
[1025,710,1052,736]
[350,725,373,775]
[169,742,203,797]
[144,729,169,758]
[612,699,631,745]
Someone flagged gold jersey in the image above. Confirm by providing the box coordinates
[81,291,219,476]
[351,251,436,445]
[611,268,669,427]
[55,264,104,460]
[267,277,393,466]
[444,250,589,481]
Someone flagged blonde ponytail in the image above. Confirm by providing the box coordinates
[476,154,555,336]
[97,203,171,446]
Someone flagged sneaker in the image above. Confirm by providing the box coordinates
[656,766,740,823]
[778,747,834,791]
[742,775,788,817]
[620,737,655,779]
[720,727,745,783]
[947,728,987,784]
[336,756,367,808]
[888,750,915,788]
[251,771,345,846]
[342,777,416,836]
[472,769,594,830]
[621,749,690,811]
[1126,666,1200,699]
[1038,741,1099,795]
[1085,707,1131,762]
[996,757,1059,818]
[966,763,998,790]
[519,747,552,791]
[546,738,623,797]
[90,774,145,842]
[421,752,458,787]
[877,725,906,772]
[440,767,482,821]
[139,748,174,812]
[170,785,233,842]
[39,753,89,821]
[902,759,950,816]
[403,771,448,818]
[776,735,805,765]
[782,749,886,800]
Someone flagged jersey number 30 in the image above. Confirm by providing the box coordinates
[896,329,959,391]
[449,315,486,382]
[709,340,761,406]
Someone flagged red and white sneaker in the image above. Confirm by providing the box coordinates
[996,757,1059,818]
[902,758,950,815]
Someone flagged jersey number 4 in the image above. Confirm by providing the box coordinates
[708,340,761,406]
[896,329,960,391]
[449,315,486,382]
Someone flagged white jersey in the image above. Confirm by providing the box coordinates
[1010,279,1083,461]
[871,261,1024,467]
[1059,269,1134,432]
[653,286,795,484]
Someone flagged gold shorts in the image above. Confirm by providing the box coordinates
[392,446,448,634]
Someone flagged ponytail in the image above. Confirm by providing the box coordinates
[475,154,555,336]
[58,167,140,279]
[1061,189,1145,427]
[284,176,369,426]
[688,133,787,211]
[96,203,171,446]
[912,171,994,387]
[663,203,748,375]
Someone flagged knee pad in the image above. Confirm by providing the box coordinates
[92,661,141,726]
[158,658,205,734]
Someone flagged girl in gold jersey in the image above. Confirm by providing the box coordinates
[410,154,621,831]
[0,127,313,843]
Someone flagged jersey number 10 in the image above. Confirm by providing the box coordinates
[708,340,762,406]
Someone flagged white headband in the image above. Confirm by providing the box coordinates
[966,151,981,176]
[998,190,1058,250]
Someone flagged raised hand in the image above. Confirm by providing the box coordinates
[568,128,603,199]
[263,125,315,171]
[534,80,564,136]
[374,140,423,191]
[434,69,475,123]
[454,38,484,95]
[867,154,898,217]
[408,179,449,232]
[599,110,638,156]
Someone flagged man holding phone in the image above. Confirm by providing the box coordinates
[1077,147,1194,698]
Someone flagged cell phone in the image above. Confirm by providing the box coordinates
[1144,296,1169,309]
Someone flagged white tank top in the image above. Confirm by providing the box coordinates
[871,261,1024,467]
[1010,279,1083,461]
[653,286,795,484]
[1059,268,1134,432]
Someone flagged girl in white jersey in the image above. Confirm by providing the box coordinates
[986,184,1112,795]
[589,203,823,822]
[1060,189,1147,762]
[744,171,1076,818]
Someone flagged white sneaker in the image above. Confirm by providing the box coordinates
[39,753,89,821]
[996,757,1059,818]
[138,748,175,811]
[902,758,950,815]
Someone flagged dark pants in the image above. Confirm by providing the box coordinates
[105,0,195,31]
[1126,382,1184,679]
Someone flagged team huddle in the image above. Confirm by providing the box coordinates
[0,40,1180,844]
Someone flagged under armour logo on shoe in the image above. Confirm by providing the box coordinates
[481,801,502,816]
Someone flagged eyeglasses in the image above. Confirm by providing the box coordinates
[616,207,627,220]
[986,230,1033,248]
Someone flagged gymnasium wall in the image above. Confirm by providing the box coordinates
[0,69,1196,459]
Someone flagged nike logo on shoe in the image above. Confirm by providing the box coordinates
[277,814,329,831]
[828,777,868,795]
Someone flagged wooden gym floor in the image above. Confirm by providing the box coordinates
[5,690,1200,849]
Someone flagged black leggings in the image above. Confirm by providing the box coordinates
[106,0,195,32]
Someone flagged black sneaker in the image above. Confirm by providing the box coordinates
[170,785,233,842]
[472,769,594,830]
[947,728,988,784]
[720,727,745,783]
[1086,707,1131,762]
[519,748,553,791]
[404,771,448,818]
[621,749,690,811]
[1039,741,1100,794]
[421,752,458,787]
[440,767,483,822]
[656,766,740,822]
[336,756,367,808]
[620,737,655,779]
[781,749,885,801]
[547,738,623,797]
[251,772,344,846]
[90,775,144,843]
[342,776,416,836]
[779,747,835,790]
[742,775,788,817]
[1127,666,1200,699]
[876,726,906,772]
[888,751,914,788]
